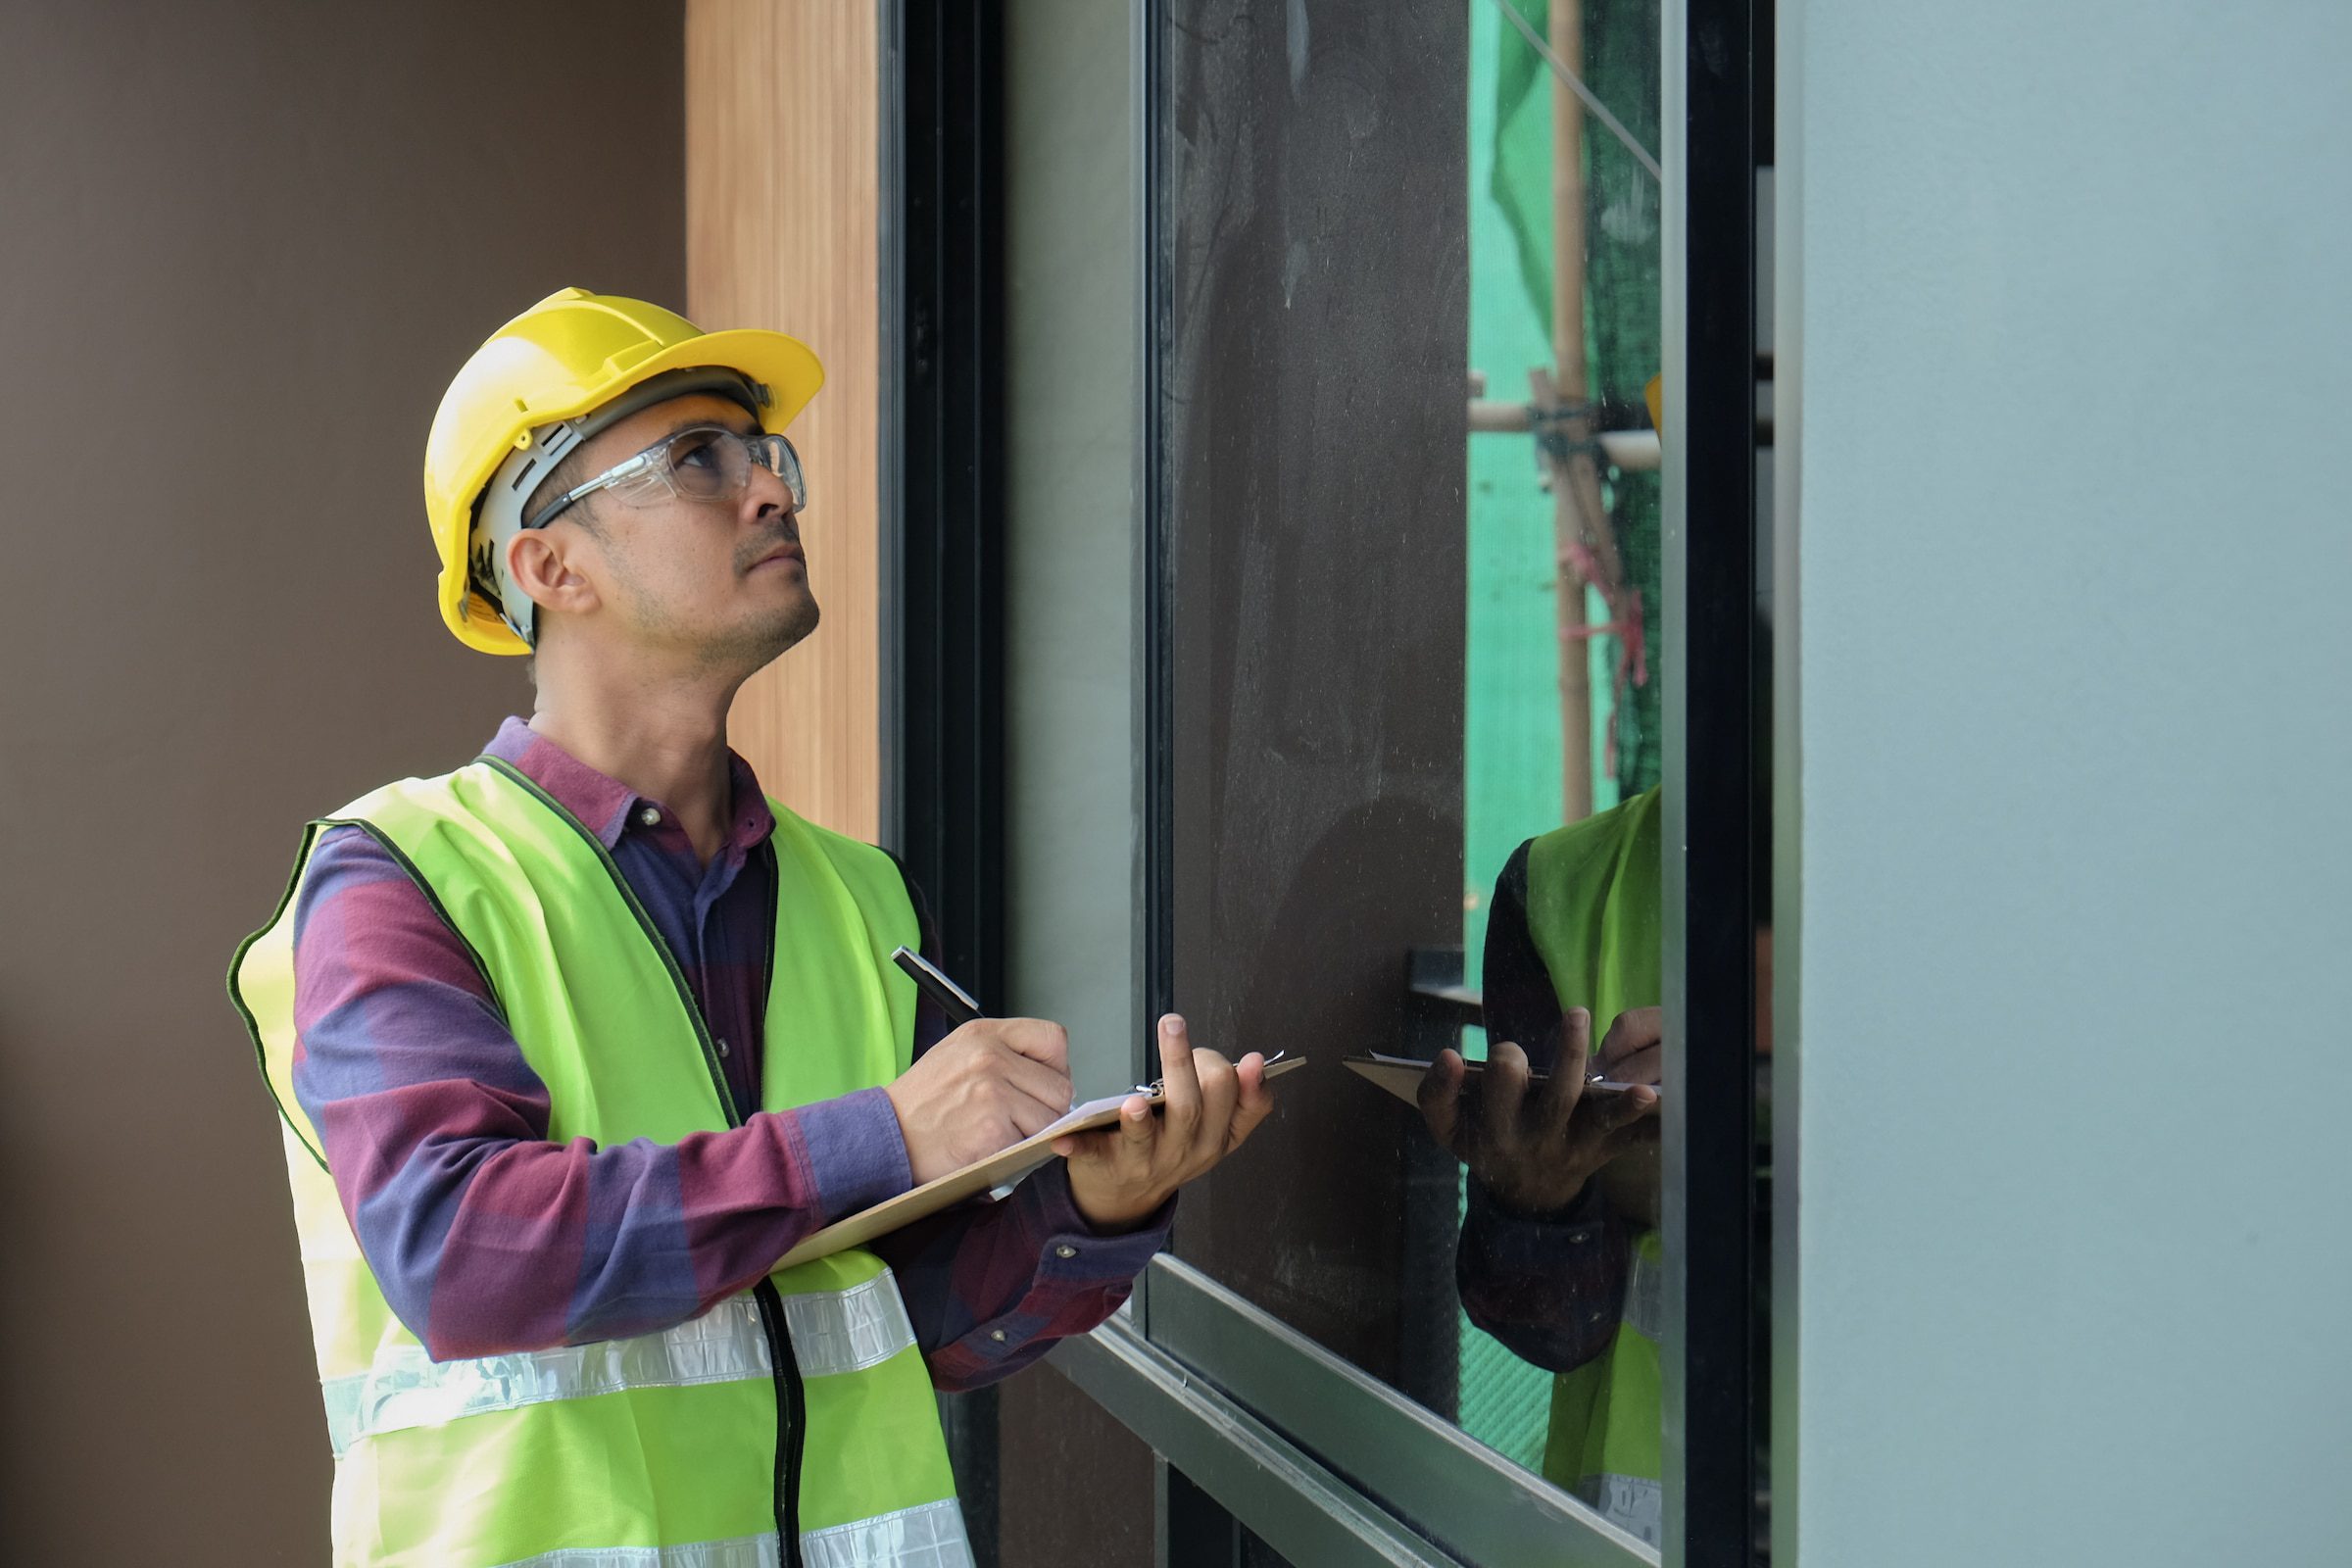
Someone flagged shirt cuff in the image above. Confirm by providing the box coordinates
[1024,1159,1173,1276]
[792,1087,914,1224]
[1463,1175,1611,1256]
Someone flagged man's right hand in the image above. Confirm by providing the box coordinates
[1416,1006,1658,1217]
[884,1018,1074,1186]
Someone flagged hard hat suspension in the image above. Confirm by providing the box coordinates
[469,367,768,647]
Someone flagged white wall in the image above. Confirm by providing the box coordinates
[1003,0,1140,1092]
[1778,3,2352,1563]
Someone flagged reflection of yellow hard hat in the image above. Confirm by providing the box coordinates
[423,287,825,655]
[1644,373,1663,440]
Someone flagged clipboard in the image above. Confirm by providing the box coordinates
[774,1054,1308,1269]
[1343,1053,1653,1108]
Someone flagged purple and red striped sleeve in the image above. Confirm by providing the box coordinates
[1455,1179,1630,1374]
[875,1161,1168,1392]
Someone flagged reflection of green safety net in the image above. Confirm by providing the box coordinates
[1459,0,1663,1477]
[1492,0,1662,797]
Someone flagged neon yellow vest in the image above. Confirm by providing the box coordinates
[230,758,968,1568]
[1521,788,1664,1547]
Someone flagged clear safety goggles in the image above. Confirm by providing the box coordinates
[524,424,807,532]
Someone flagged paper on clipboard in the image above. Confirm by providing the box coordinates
[1343,1052,1655,1108]
[774,1054,1308,1270]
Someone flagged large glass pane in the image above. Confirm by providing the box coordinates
[1150,0,1693,1545]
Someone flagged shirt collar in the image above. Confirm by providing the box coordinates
[483,716,778,853]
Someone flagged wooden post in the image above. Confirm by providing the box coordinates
[687,0,881,840]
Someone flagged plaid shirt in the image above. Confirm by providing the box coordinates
[288,716,1164,1386]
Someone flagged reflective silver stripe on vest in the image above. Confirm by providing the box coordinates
[1579,1473,1664,1548]
[492,1534,778,1568]
[323,1276,917,1456]
[804,1500,973,1568]
[488,1501,973,1568]
[778,1272,919,1380]
[1623,1244,1664,1342]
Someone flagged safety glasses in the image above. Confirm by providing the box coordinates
[523,424,807,532]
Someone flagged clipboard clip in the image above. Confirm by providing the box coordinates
[1131,1049,1288,1098]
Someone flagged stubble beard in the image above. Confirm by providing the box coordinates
[720,591,821,674]
[609,546,822,678]
[681,567,820,676]
[719,523,818,672]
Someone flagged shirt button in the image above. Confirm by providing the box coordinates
[1054,1245,1078,1259]
[638,806,662,827]
[714,1038,731,1057]
[990,1329,1007,1343]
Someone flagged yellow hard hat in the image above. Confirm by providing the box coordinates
[423,287,825,655]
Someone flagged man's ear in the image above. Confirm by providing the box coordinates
[507,527,602,621]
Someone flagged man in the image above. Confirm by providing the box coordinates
[231,288,1275,1568]
[1417,785,1666,1544]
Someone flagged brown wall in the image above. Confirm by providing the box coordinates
[688,0,883,841]
[0,3,684,1558]
[999,1364,1158,1564]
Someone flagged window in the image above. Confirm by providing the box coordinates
[897,0,1767,1559]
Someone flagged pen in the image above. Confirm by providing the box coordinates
[890,945,985,1028]
[891,946,1290,1102]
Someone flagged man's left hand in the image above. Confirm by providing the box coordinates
[1050,1014,1276,1233]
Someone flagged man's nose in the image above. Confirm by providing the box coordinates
[742,458,800,518]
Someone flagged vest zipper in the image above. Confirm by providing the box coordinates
[756,1279,807,1567]
[479,757,808,1567]
[752,843,804,1568]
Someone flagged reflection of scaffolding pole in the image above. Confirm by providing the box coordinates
[1549,0,1602,824]
[1467,396,1660,466]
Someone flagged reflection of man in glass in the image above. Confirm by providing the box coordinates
[1417,785,1665,1544]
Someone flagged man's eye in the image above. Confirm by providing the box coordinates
[672,433,724,470]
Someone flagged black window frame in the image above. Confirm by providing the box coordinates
[882,1,1008,1558]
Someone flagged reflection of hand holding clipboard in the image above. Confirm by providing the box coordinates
[772,949,1306,1271]
[1343,1052,1656,1107]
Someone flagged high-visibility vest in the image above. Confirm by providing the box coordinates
[1519,787,1664,1547]
[1544,1232,1665,1547]
[230,757,969,1568]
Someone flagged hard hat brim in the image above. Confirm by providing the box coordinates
[435,326,825,656]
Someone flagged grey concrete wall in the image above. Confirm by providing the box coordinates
[1774,2,2352,1562]
[0,3,683,1557]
